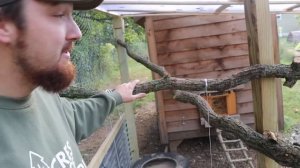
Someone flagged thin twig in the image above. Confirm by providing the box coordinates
[116,39,170,78]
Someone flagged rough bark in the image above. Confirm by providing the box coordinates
[60,86,100,99]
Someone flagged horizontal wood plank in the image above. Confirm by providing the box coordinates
[240,113,255,125]
[237,102,254,114]
[162,90,174,100]
[158,44,249,66]
[152,15,185,21]
[164,93,254,114]
[164,95,253,118]
[167,119,201,133]
[236,89,253,103]
[247,123,255,129]
[164,99,196,111]
[157,32,248,54]
[168,129,213,140]
[153,15,245,31]
[162,85,251,101]
[168,120,254,140]
[177,69,243,79]
[155,19,246,42]
[233,83,252,91]
[165,109,200,122]
[165,55,250,76]
[165,107,252,123]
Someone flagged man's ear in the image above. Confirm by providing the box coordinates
[0,20,17,43]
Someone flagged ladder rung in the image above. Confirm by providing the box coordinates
[231,158,253,163]
[224,147,248,152]
[222,139,241,143]
[216,129,222,133]
[200,118,211,128]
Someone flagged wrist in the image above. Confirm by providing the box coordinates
[105,89,115,93]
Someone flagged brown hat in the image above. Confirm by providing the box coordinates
[0,0,103,10]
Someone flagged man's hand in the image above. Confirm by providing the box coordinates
[114,80,146,103]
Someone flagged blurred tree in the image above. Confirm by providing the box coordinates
[72,11,147,89]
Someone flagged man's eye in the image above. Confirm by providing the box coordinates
[54,14,65,18]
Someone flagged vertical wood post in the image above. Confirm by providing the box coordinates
[144,17,169,144]
[271,14,284,131]
[113,16,139,164]
[244,1,279,168]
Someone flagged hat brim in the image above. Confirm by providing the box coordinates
[72,0,103,10]
[0,0,103,10]
[0,0,16,7]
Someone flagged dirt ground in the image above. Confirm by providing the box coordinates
[134,102,257,168]
[79,101,258,168]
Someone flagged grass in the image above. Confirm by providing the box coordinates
[282,82,300,131]
[102,50,155,123]
[128,58,155,110]
[279,37,300,132]
[101,49,155,111]
[279,37,297,65]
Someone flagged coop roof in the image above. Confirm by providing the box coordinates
[96,0,300,17]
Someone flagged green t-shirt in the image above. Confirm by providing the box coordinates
[0,88,122,168]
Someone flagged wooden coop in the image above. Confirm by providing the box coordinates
[143,14,284,150]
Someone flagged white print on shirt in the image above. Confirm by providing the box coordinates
[29,141,87,168]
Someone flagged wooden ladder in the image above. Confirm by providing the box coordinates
[216,129,255,168]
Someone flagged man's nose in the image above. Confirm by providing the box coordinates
[67,19,82,41]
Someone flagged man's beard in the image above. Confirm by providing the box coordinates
[14,37,76,93]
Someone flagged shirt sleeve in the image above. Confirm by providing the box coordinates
[59,91,123,143]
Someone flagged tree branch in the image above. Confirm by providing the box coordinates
[60,86,100,99]
[116,39,300,94]
[61,63,300,97]
[116,39,169,78]
[133,64,300,94]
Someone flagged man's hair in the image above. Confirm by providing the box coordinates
[0,0,25,30]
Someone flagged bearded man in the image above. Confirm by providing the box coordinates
[0,0,146,167]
